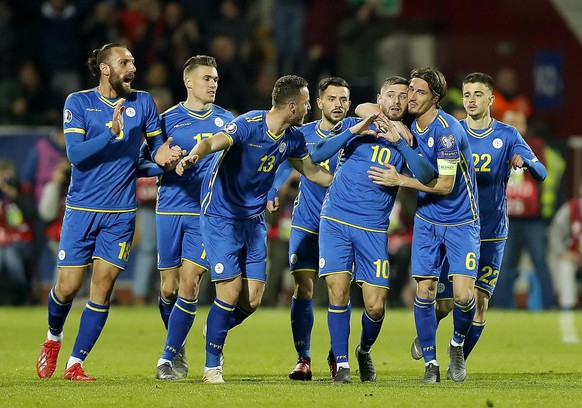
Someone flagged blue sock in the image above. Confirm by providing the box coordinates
[47,287,72,337]
[359,310,384,353]
[228,304,252,330]
[328,303,351,364]
[291,297,314,359]
[414,296,437,363]
[158,294,175,330]
[463,320,485,360]
[452,296,476,345]
[205,298,235,368]
[70,301,109,361]
[161,297,197,361]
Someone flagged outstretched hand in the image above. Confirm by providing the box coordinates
[349,113,379,137]
[509,154,524,170]
[154,137,184,170]
[175,152,200,176]
[267,196,280,213]
[367,164,401,187]
[111,99,126,137]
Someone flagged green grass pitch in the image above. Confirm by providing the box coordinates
[1,306,581,407]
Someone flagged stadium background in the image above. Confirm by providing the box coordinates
[0,0,580,307]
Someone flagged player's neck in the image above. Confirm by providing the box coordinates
[266,109,290,135]
[416,106,438,129]
[319,117,337,132]
[97,82,119,99]
[183,97,211,111]
[467,113,492,130]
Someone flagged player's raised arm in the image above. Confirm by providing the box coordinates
[368,163,455,195]
[288,155,333,188]
[310,114,377,162]
[175,131,231,175]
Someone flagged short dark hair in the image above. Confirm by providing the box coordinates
[410,67,447,108]
[272,75,308,108]
[463,72,494,92]
[380,76,409,91]
[318,77,350,97]
[87,43,127,77]
[183,55,217,75]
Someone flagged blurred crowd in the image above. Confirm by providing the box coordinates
[0,0,579,309]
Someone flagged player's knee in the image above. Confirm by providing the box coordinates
[294,282,314,299]
[365,302,385,319]
[453,292,472,305]
[415,281,437,300]
[160,284,178,301]
[55,281,81,301]
[328,285,350,305]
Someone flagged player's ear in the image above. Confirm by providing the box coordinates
[489,93,495,107]
[289,101,296,115]
[100,63,110,76]
[184,75,192,89]
[316,98,323,110]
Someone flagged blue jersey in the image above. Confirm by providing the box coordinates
[63,88,162,211]
[201,110,309,220]
[412,109,479,225]
[462,118,538,239]
[292,117,360,232]
[321,134,405,231]
[157,103,234,214]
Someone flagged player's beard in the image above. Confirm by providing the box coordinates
[322,110,343,126]
[109,70,134,97]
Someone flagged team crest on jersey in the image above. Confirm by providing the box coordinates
[290,253,298,265]
[58,250,66,261]
[125,107,136,118]
[214,263,224,274]
[224,122,237,135]
[441,135,455,149]
[279,142,287,153]
[319,257,326,269]
[437,282,445,294]
[214,117,224,127]
[427,137,434,148]
[492,138,503,149]
[64,109,72,123]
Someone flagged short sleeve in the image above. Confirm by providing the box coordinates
[63,94,86,137]
[222,114,252,145]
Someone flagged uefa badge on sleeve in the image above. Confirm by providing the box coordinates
[224,122,237,135]
[64,109,72,123]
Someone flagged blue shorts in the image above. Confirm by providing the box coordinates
[436,239,505,300]
[289,226,319,273]
[411,217,480,280]
[201,214,267,282]
[318,218,390,289]
[57,208,136,270]
[156,213,209,271]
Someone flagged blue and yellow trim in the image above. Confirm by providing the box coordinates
[66,205,137,213]
[321,215,388,233]
[291,225,318,235]
[64,128,86,135]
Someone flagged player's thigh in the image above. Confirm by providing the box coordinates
[156,213,184,270]
[57,208,96,268]
[93,212,136,270]
[476,240,505,297]
[240,215,268,282]
[181,214,209,272]
[318,218,354,279]
[289,226,319,273]
[411,217,445,279]
[201,215,244,282]
[352,228,390,290]
[443,221,480,279]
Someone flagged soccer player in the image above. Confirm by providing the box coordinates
[364,67,480,383]
[176,75,335,383]
[151,56,235,380]
[36,43,181,381]
[408,72,548,364]
[314,76,434,383]
[267,77,355,381]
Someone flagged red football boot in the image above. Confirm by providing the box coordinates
[288,357,312,381]
[63,363,96,381]
[37,340,62,379]
[327,350,337,379]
